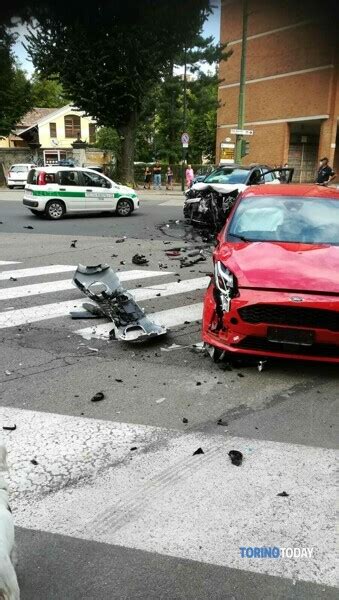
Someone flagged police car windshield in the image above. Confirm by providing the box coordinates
[204,168,249,184]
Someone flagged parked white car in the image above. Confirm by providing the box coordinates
[23,167,139,219]
[7,163,36,189]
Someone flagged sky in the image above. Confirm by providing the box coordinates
[13,1,221,77]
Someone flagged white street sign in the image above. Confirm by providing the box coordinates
[182,143,189,148]
[181,132,190,144]
[230,128,254,136]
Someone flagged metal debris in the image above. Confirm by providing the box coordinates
[228,450,243,466]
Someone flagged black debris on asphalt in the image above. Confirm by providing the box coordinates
[228,450,243,466]
[111,253,118,258]
[193,447,204,455]
[217,419,228,426]
[196,381,202,386]
[237,373,245,378]
[9,277,17,281]
[130,447,138,451]
[132,254,149,266]
[277,491,289,497]
[30,459,38,466]
[115,378,123,383]
[70,240,77,248]
[2,424,16,431]
[116,238,126,243]
[23,225,34,229]
[182,417,188,424]
[91,391,105,402]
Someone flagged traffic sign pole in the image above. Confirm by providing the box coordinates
[235,0,248,164]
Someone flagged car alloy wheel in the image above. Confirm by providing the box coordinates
[116,199,132,216]
[46,201,64,220]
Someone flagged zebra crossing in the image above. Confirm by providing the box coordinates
[0,260,336,597]
[0,261,206,337]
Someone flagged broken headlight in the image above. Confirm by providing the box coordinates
[214,261,237,312]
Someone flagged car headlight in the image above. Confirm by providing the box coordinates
[214,261,235,294]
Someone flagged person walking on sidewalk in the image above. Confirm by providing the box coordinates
[144,166,152,189]
[315,157,336,186]
[166,166,174,190]
[185,164,194,189]
[153,163,162,190]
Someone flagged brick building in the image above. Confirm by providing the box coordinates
[217,0,339,181]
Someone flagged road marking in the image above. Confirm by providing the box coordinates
[1,405,335,586]
[0,265,76,281]
[0,261,22,266]
[0,270,173,301]
[77,302,204,339]
[0,284,204,329]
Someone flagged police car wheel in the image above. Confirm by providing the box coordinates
[116,198,133,217]
[46,200,65,220]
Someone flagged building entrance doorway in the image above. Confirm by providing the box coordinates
[288,121,322,183]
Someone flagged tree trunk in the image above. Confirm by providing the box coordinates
[116,111,137,186]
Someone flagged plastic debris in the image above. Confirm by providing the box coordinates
[257,360,267,372]
[72,263,167,342]
[156,397,166,404]
[87,347,99,352]
[116,237,126,243]
[5,370,11,376]
[130,447,138,451]
[9,277,17,281]
[182,417,188,424]
[277,491,289,497]
[193,447,204,455]
[217,419,228,426]
[91,391,105,402]
[70,240,77,248]
[2,424,16,431]
[132,254,149,266]
[30,459,38,465]
[228,450,243,466]
[23,225,34,229]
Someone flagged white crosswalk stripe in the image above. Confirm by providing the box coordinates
[0,260,22,266]
[0,405,335,587]
[0,262,207,332]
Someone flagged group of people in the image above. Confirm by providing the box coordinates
[143,163,195,190]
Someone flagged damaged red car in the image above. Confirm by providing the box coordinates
[202,184,339,363]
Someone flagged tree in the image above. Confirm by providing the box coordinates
[95,127,120,155]
[0,26,32,136]
[30,73,68,108]
[24,0,214,184]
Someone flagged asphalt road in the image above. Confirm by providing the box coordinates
[0,187,186,239]
[0,192,337,600]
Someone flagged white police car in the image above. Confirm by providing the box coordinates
[23,167,139,219]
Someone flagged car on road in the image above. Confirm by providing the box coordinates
[190,164,283,195]
[23,166,139,219]
[7,163,36,189]
[202,184,339,363]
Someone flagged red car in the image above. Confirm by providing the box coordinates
[202,184,339,363]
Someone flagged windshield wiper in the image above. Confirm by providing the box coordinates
[229,233,251,242]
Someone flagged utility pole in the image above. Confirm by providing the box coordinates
[181,45,187,192]
[235,0,248,164]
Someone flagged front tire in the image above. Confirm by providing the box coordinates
[45,200,65,220]
[116,198,133,217]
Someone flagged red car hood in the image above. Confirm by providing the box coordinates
[217,241,339,294]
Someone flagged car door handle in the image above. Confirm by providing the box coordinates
[59,188,66,191]
[86,189,93,191]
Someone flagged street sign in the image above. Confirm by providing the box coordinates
[181,132,190,144]
[220,142,235,164]
[230,128,254,136]
[182,143,189,148]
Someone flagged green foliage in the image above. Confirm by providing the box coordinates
[30,73,68,108]
[0,26,32,136]
[95,127,120,154]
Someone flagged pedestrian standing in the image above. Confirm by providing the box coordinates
[153,163,162,190]
[144,166,152,189]
[315,157,336,186]
[166,166,174,190]
[185,164,194,189]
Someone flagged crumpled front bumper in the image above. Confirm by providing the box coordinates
[202,282,339,363]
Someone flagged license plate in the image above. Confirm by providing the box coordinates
[267,327,314,346]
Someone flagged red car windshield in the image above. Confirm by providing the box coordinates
[227,195,339,245]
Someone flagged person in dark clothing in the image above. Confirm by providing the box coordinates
[315,157,336,186]
[144,167,152,189]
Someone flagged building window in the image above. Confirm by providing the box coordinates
[89,123,96,144]
[49,122,57,138]
[64,115,81,138]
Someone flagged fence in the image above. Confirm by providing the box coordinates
[105,163,215,185]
